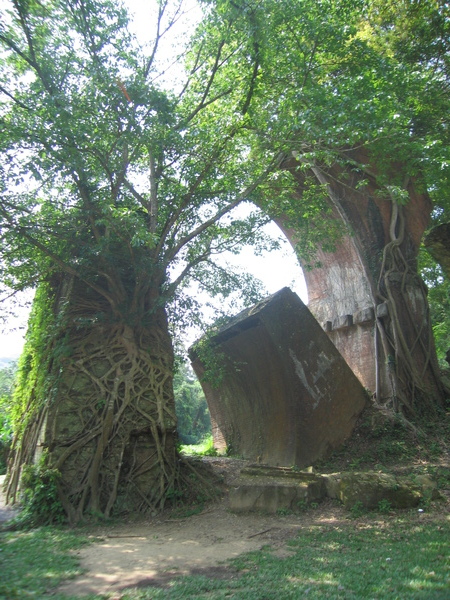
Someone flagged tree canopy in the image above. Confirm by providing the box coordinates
[1,0,449,330]
[0,0,283,339]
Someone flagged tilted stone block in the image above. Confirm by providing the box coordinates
[190,287,368,468]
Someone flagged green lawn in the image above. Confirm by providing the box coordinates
[0,526,89,599]
[120,511,450,600]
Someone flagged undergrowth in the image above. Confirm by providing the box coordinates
[179,434,221,457]
[315,404,450,476]
[10,451,67,529]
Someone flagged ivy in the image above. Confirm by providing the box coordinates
[10,281,61,437]
[15,451,66,528]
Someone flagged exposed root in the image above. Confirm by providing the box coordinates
[7,304,181,522]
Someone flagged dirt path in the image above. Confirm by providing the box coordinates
[55,458,346,597]
[0,474,19,524]
[59,501,308,596]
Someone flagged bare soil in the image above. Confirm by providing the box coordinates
[53,457,349,598]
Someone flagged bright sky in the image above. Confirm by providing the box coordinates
[0,0,307,360]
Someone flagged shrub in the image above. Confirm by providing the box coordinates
[16,452,66,527]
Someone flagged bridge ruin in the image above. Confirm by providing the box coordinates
[190,288,368,467]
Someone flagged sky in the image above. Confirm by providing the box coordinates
[0,0,307,360]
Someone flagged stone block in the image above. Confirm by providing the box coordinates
[353,307,375,325]
[229,466,327,513]
[322,472,440,509]
[376,302,389,318]
[332,314,353,330]
[190,287,368,469]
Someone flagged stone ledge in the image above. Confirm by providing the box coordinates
[353,307,375,325]
[324,306,376,332]
[228,466,444,513]
[332,314,353,330]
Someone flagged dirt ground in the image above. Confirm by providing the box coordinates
[47,457,347,598]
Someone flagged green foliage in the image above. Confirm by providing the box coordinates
[190,335,228,389]
[1,0,448,331]
[15,451,67,528]
[0,360,16,473]
[1,0,449,520]
[180,434,219,457]
[0,0,281,333]
[169,504,206,520]
[349,500,366,518]
[377,498,392,514]
[419,248,450,369]
[316,407,450,474]
[173,361,211,445]
[9,281,60,438]
[276,507,291,516]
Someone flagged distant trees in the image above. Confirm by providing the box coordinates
[174,362,211,445]
[0,361,16,473]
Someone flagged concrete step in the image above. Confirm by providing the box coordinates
[228,465,444,513]
[229,465,326,513]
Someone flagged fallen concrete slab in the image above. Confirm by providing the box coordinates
[190,288,368,468]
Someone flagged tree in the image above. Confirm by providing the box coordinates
[0,0,279,521]
[420,251,450,370]
[173,361,211,445]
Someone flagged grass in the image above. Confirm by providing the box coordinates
[179,434,221,457]
[0,526,89,599]
[117,509,450,600]
[1,409,448,599]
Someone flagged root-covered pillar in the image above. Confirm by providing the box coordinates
[6,275,178,522]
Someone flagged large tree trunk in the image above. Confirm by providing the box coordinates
[6,275,179,522]
[278,151,447,418]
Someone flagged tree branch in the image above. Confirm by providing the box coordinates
[165,164,275,264]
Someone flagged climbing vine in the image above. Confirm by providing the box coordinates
[5,280,61,504]
[374,194,443,417]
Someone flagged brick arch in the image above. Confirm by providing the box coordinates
[276,150,438,403]
[190,153,445,466]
